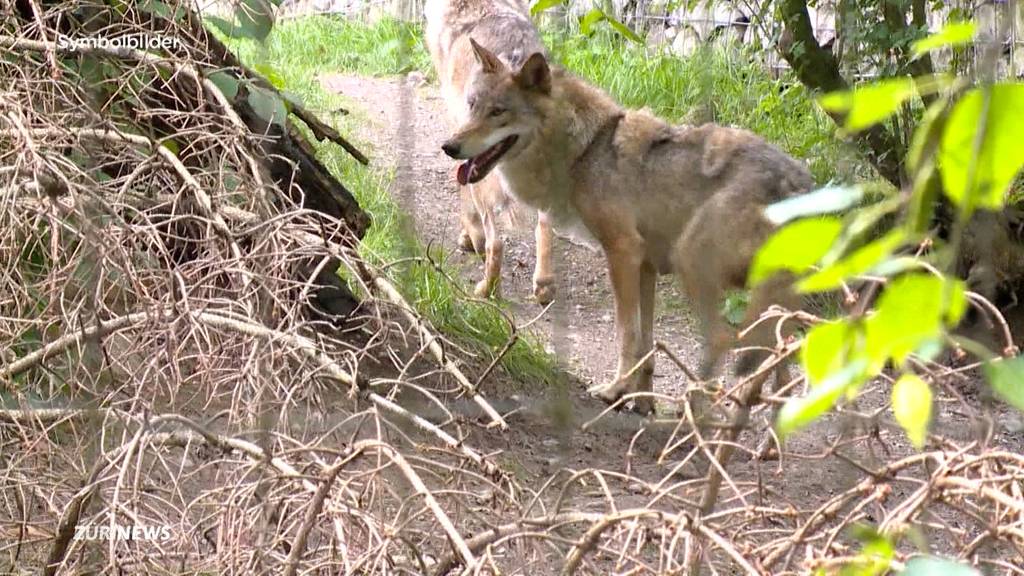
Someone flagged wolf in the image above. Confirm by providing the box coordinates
[424,0,556,304]
[440,44,813,414]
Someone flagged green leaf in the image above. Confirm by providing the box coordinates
[801,320,854,387]
[722,291,749,326]
[253,63,286,89]
[208,71,239,100]
[160,139,180,155]
[205,15,239,38]
[236,0,275,41]
[841,526,894,576]
[984,356,1024,413]
[912,21,976,58]
[901,556,980,576]
[247,85,287,128]
[281,89,304,111]
[604,15,643,43]
[530,0,566,16]
[939,83,1024,210]
[580,8,606,35]
[138,0,185,21]
[907,93,949,174]
[819,78,917,132]
[748,217,843,286]
[763,185,864,225]
[892,373,932,448]
[798,229,907,293]
[776,360,868,439]
[864,274,966,369]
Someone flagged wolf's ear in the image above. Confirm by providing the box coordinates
[469,37,504,74]
[515,53,551,94]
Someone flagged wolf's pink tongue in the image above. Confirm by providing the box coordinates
[457,161,472,186]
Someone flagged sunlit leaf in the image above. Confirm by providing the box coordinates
[776,360,868,439]
[748,217,843,286]
[819,78,916,132]
[892,373,932,448]
[253,63,286,89]
[907,95,949,174]
[841,526,894,576]
[939,83,1024,211]
[764,185,864,225]
[530,0,567,16]
[912,21,977,58]
[864,274,966,369]
[901,556,980,576]
[984,356,1024,413]
[802,320,855,387]
[580,8,606,35]
[798,229,907,293]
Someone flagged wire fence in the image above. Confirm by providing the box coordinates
[277,0,1024,79]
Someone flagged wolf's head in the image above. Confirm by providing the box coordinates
[442,38,551,185]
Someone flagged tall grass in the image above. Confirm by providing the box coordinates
[221,18,558,389]
[544,32,868,183]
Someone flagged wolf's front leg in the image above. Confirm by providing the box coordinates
[589,239,644,407]
[532,211,556,305]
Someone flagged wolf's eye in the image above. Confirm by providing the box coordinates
[489,107,506,117]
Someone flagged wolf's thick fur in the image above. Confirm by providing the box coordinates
[425,0,556,303]
[441,46,813,414]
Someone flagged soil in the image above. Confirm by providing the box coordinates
[318,72,1024,571]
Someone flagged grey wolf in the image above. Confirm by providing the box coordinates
[440,46,813,414]
[424,0,556,304]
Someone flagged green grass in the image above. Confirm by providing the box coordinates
[221,17,558,389]
[544,32,870,183]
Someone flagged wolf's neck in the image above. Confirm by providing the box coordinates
[549,71,622,164]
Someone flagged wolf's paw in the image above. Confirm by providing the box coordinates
[474,278,499,299]
[533,276,556,305]
[630,396,655,416]
[587,381,624,405]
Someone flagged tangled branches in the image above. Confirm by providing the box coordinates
[2,2,1023,575]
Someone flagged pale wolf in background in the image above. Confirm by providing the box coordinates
[424,0,556,304]
[441,46,813,414]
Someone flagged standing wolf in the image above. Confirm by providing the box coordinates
[425,0,556,304]
[440,43,813,414]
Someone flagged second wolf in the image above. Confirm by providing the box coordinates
[441,44,813,414]
[425,0,556,303]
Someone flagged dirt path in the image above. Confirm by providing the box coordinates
[316,73,1024,572]
[320,73,703,404]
